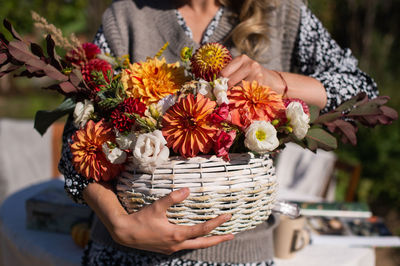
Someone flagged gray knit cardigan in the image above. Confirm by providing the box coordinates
[91,0,303,263]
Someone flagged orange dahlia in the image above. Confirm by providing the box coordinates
[191,42,232,81]
[121,57,186,105]
[162,94,218,158]
[228,80,285,123]
[70,120,122,182]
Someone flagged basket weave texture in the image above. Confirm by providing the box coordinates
[116,153,277,235]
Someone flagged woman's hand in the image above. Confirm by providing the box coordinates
[84,183,234,255]
[220,54,285,93]
[111,188,233,254]
[220,54,327,109]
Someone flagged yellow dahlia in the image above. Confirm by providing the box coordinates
[228,80,285,122]
[191,42,232,81]
[162,94,218,158]
[70,120,122,182]
[121,56,186,105]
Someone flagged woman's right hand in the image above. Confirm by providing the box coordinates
[84,183,234,255]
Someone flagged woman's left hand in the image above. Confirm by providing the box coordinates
[219,54,285,94]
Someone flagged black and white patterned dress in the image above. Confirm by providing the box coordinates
[59,5,378,266]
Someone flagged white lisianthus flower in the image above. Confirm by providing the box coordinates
[102,143,127,164]
[286,102,310,139]
[197,79,213,99]
[157,94,177,114]
[73,100,94,128]
[213,77,229,105]
[133,130,170,173]
[115,130,137,150]
[244,121,279,154]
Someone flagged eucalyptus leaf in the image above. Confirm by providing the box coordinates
[306,127,337,151]
[308,105,320,123]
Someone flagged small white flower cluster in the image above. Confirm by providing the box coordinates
[198,77,229,105]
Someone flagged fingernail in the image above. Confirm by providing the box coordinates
[223,214,232,221]
[179,187,189,195]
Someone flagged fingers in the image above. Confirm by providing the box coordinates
[220,54,247,77]
[154,188,190,212]
[220,54,266,88]
[175,234,235,251]
[183,213,232,239]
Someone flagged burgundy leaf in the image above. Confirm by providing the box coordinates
[313,111,342,124]
[15,69,46,78]
[0,64,20,77]
[335,92,366,112]
[0,32,10,45]
[8,41,68,82]
[369,96,390,106]
[8,40,39,63]
[0,53,8,65]
[45,35,62,70]
[380,105,398,121]
[3,19,22,41]
[30,42,45,59]
[59,81,78,94]
[348,101,383,116]
[46,35,60,60]
[70,69,83,87]
[333,120,357,146]
[9,57,24,66]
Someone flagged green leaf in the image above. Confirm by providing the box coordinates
[34,98,76,135]
[308,105,320,123]
[305,127,338,151]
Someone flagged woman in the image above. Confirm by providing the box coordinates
[60,0,378,265]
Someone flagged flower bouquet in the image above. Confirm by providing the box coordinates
[0,16,397,234]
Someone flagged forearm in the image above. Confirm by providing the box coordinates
[83,181,127,236]
[271,70,327,109]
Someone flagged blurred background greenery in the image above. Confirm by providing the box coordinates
[0,0,399,249]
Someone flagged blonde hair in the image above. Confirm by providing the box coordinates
[219,0,277,59]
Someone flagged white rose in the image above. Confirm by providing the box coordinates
[213,77,229,105]
[73,100,94,128]
[102,143,127,164]
[197,79,213,99]
[133,130,170,173]
[244,121,279,154]
[115,130,137,150]
[286,102,310,140]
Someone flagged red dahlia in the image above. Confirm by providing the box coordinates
[111,97,147,133]
[66,43,101,65]
[81,58,113,92]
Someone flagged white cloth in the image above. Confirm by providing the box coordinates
[0,180,81,266]
[275,244,375,266]
[0,119,52,203]
[275,143,337,201]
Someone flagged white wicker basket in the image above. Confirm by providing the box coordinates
[116,153,277,235]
